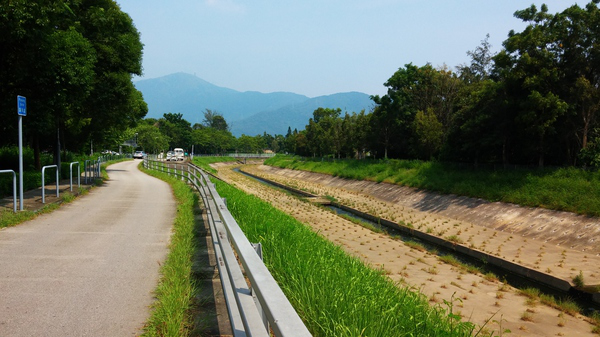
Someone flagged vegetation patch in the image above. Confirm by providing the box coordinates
[214,178,478,336]
[140,165,200,336]
[265,155,600,217]
[192,156,238,174]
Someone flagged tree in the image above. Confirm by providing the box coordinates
[135,124,169,154]
[159,113,192,149]
[495,4,570,166]
[457,34,494,84]
[0,0,145,167]
[236,135,260,153]
[370,63,461,159]
[413,108,444,159]
[202,109,229,131]
[304,108,342,157]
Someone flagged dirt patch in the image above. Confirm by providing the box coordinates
[214,163,599,337]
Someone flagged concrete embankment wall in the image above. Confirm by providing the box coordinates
[239,168,598,305]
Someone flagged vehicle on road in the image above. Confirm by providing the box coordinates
[133,151,146,159]
[166,151,176,161]
[173,148,185,161]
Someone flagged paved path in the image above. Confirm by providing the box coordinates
[0,160,175,336]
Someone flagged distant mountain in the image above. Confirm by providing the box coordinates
[229,92,374,136]
[134,72,374,136]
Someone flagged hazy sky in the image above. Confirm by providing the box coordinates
[118,0,575,97]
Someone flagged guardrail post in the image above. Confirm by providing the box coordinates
[0,170,17,212]
[41,164,59,203]
[84,160,91,184]
[251,242,268,331]
[69,162,80,192]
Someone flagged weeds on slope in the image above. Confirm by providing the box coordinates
[265,155,600,217]
[140,165,199,337]
[214,178,478,337]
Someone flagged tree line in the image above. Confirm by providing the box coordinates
[132,110,282,155]
[287,2,600,168]
[3,2,600,169]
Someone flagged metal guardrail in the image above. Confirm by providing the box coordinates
[69,162,81,192]
[0,169,17,212]
[143,158,311,337]
[41,165,59,203]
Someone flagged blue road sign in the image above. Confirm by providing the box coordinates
[17,95,26,116]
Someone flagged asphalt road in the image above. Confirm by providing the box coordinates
[0,160,175,336]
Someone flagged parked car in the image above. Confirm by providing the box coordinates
[133,151,146,159]
[173,148,185,161]
[166,151,176,161]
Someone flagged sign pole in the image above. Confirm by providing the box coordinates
[17,95,26,211]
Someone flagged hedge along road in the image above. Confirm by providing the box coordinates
[0,160,175,336]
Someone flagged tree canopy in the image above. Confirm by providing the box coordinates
[0,0,145,166]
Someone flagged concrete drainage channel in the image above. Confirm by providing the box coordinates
[235,167,600,312]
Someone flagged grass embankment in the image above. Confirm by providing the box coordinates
[192,156,238,174]
[265,155,600,217]
[140,164,201,337]
[214,178,478,337]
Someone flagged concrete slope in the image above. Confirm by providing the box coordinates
[0,160,175,336]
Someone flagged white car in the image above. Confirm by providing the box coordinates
[133,151,146,159]
[166,151,176,161]
[173,148,185,161]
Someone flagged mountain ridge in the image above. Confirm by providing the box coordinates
[134,72,373,136]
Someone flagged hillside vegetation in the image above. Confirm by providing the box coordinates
[265,155,600,217]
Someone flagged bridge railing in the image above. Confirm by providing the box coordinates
[143,158,311,337]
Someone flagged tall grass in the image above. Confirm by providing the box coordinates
[140,165,198,337]
[214,179,475,337]
[265,155,600,216]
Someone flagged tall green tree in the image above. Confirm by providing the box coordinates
[202,109,229,131]
[158,113,192,150]
[495,4,570,166]
[0,0,145,166]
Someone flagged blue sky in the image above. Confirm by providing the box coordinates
[118,0,575,97]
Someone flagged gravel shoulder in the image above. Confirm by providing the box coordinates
[215,162,599,337]
[0,160,175,336]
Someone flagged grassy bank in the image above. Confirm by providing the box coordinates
[265,155,600,217]
[140,164,200,337]
[191,156,238,173]
[213,178,477,337]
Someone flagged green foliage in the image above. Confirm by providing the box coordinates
[214,179,476,336]
[0,0,145,155]
[135,124,170,154]
[140,166,198,337]
[191,156,238,173]
[265,154,600,217]
[573,271,586,288]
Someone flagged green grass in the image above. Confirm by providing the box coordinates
[265,155,600,217]
[192,156,239,174]
[214,178,477,337]
[0,204,59,228]
[0,160,114,229]
[140,164,200,337]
